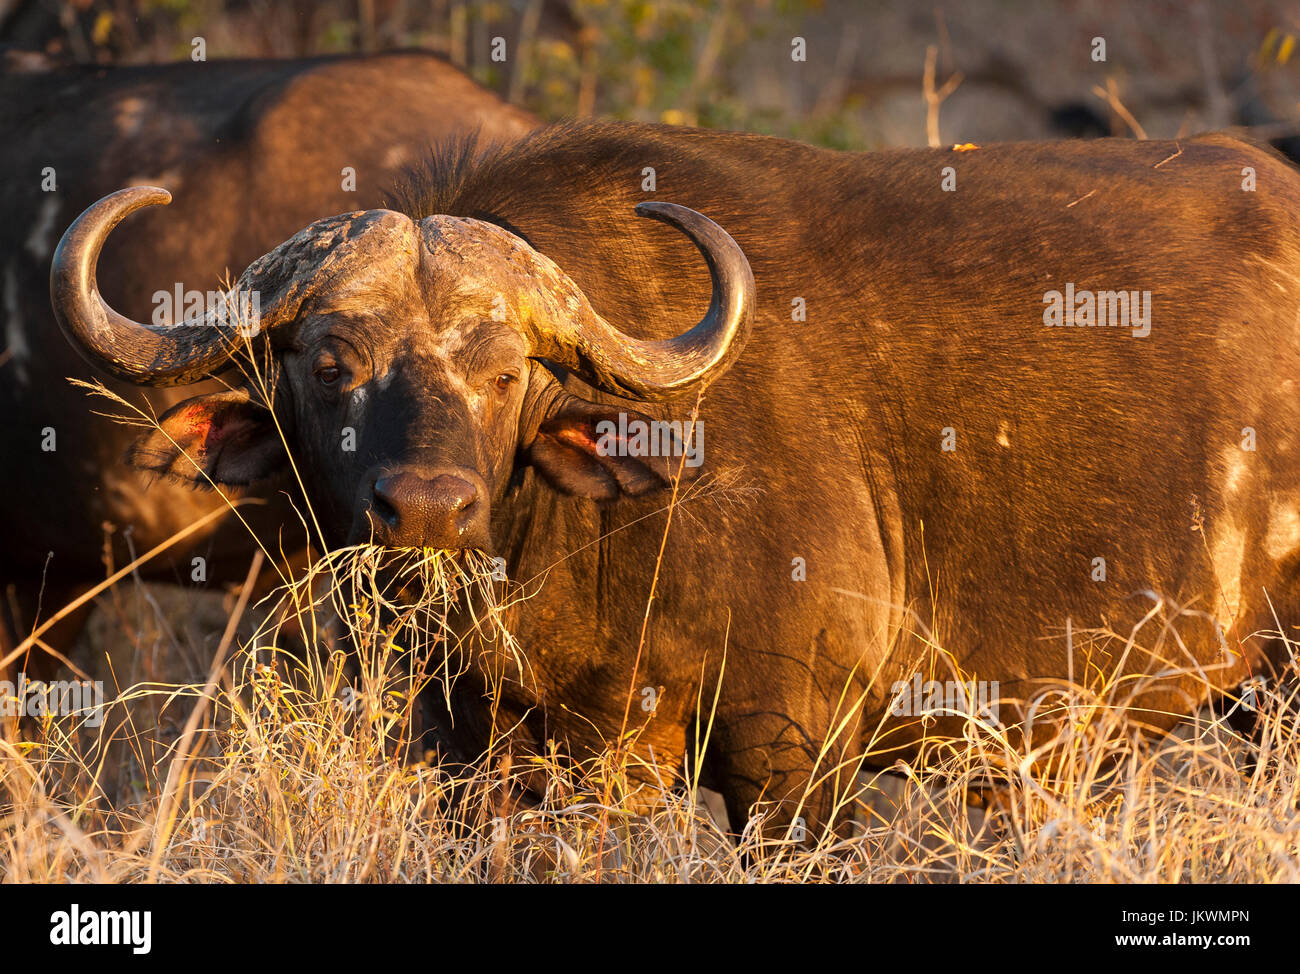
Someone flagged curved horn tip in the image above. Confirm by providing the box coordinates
[110,184,172,209]
[634,200,689,224]
[133,184,170,199]
[50,186,173,273]
[126,185,170,200]
[633,202,750,264]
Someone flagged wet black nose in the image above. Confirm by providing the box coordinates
[370,471,484,548]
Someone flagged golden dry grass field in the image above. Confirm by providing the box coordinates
[4,490,1298,884]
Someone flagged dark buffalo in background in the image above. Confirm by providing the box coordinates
[0,50,537,661]
[51,121,1300,833]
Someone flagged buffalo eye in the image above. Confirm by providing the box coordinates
[314,361,345,387]
[492,371,518,394]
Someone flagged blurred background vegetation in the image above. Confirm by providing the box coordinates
[2,0,1299,153]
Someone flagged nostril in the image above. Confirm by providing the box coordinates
[372,479,401,526]
[372,494,399,526]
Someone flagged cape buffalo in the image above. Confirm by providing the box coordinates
[49,121,1298,833]
[1,51,536,662]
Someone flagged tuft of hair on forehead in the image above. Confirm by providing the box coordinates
[386,131,492,221]
[386,120,633,223]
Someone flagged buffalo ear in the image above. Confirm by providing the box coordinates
[526,399,701,501]
[127,390,287,487]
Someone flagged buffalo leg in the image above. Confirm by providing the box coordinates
[711,704,867,843]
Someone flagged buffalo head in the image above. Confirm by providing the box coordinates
[50,187,754,552]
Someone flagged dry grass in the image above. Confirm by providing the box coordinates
[3,550,1299,883]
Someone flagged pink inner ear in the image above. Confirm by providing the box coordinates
[174,402,247,453]
[551,421,603,454]
[174,403,218,442]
